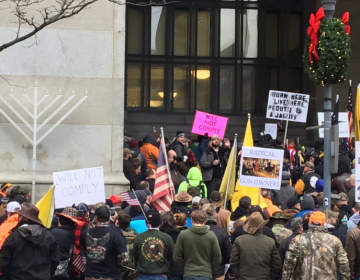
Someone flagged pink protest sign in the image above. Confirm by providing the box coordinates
[191,111,228,139]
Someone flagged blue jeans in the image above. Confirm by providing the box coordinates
[138,273,168,280]
[183,277,211,280]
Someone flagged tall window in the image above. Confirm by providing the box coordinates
[125,0,305,115]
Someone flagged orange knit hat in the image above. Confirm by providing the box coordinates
[309,211,326,226]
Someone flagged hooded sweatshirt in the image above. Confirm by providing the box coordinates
[173,225,222,278]
[0,224,59,280]
[178,167,207,198]
[140,133,159,169]
[348,213,360,233]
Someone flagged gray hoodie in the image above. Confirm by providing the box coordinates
[348,213,360,233]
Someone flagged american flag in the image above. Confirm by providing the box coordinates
[277,120,283,133]
[72,255,86,273]
[120,191,140,206]
[347,82,353,149]
[152,135,175,212]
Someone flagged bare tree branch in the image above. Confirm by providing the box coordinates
[0,0,175,53]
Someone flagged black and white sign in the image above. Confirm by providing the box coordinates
[239,146,284,190]
[53,166,105,208]
[266,90,310,123]
[317,112,350,138]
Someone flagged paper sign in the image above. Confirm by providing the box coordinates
[191,111,228,139]
[53,166,105,209]
[317,112,350,138]
[355,142,360,202]
[239,146,284,190]
[266,90,310,123]
[265,123,277,140]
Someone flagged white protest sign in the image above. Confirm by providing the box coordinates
[317,112,350,138]
[266,90,310,123]
[355,142,360,202]
[239,146,284,190]
[265,123,277,140]
[53,166,105,209]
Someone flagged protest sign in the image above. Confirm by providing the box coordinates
[265,123,277,140]
[266,90,310,123]
[191,111,228,139]
[239,146,284,190]
[317,112,350,138]
[355,142,360,202]
[53,166,105,209]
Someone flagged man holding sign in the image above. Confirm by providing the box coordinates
[200,135,230,199]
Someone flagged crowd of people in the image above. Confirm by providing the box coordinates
[0,131,358,280]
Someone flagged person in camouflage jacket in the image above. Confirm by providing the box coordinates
[269,211,293,244]
[282,211,350,280]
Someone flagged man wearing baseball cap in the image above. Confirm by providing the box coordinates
[83,205,128,280]
[324,210,347,248]
[210,191,231,231]
[0,201,21,249]
[282,211,350,280]
[133,209,174,279]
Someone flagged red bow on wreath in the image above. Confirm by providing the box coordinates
[342,12,350,36]
[307,8,325,65]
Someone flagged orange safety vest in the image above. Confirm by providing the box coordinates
[263,198,281,217]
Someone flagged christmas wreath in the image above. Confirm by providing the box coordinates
[303,8,351,85]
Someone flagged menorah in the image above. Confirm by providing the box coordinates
[0,84,88,203]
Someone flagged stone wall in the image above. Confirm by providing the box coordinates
[0,0,129,201]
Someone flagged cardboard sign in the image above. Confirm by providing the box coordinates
[53,166,105,209]
[191,111,228,139]
[239,146,284,190]
[355,142,360,202]
[265,123,277,140]
[317,112,350,138]
[266,90,310,123]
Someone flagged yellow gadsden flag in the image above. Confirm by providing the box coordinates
[231,115,267,211]
[354,85,360,141]
[35,185,54,228]
[219,136,237,204]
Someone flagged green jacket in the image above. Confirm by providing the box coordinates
[230,230,282,280]
[178,167,207,198]
[133,229,174,275]
[173,225,221,278]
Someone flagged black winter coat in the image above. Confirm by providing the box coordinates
[327,223,347,248]
[206,218,233,278]
[0,224,59,280]
[230,225,280,248]
[51,225,75,261]
[160,225,188,276]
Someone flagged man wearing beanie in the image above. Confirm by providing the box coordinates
[283,198,300,221]
[292,194,315,220]
[283,211,350,280]
[200,134,230,198]
[133,209,174,279]
[279,217,303,263]
[169,131,189,163]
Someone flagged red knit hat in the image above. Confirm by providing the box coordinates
[129,139,138,148]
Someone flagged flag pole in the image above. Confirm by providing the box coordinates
[223,134,237,208]
[160,127,174,201]
[283,94,292,147]
[131,190,149,223]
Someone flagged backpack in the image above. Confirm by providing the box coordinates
[187,180,205,198]
[52,239,74,279]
